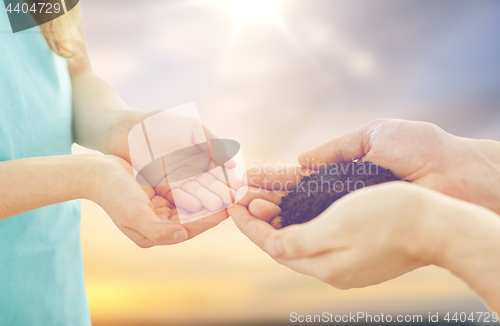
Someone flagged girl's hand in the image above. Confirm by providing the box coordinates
[107,110,242,219]
[89,155,228,248]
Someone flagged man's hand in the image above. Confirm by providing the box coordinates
[230,181,500,313]
[298,119,500,215]
[230,182,440,288]
[240,119,500,217]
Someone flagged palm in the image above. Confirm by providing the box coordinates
[114,110,241,221]
[104,156,228,248]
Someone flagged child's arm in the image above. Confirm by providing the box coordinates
[0,155,102,219]
[0,155,189,247]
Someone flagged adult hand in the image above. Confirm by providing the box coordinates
[90,155,229,248]
[298,119,500,215]
[230,181,500,313]
[231,182,434,288]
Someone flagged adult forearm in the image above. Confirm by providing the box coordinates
[0,155,104,220]
[470,138,500,214]
[433,197,500,312]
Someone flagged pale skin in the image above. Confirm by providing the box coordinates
[0,7,239,247]
[230,119,500,312]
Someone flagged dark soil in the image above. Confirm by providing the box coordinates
[277,162,400,228]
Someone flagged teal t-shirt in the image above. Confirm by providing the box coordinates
[0,9,90,326]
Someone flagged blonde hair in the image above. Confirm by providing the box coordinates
[39,4,82,58]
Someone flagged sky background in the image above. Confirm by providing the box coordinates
[75,0,500,325]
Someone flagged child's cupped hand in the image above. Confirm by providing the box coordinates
[88,155,230,248]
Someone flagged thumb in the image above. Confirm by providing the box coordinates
[298,121,376,170]
[271,220,336,259]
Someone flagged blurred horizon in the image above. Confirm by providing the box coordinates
[78,0,499,325]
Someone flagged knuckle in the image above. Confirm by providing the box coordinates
[370,117,391,126]
[136,242,153,249]
[367,118,391,132]
[332,281,352,290]
[316,271,345,288]
[314,269,334,284]
[321,270,354,290]
[311,263,344,287]
[421,121,442,134]
[150,229,170,244]
[266,234,285,259]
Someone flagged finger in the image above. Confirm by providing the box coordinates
[124,204,189,246]
[235,186,285,206]
[270,216,283,229]
[176,207,210,223]
[135,219,187,246]
[248,199,281,223]
[273,253,339,285]
[209,166,243,190]
[228,204,283,257]
[166,210,181,223]
[154,207,173,221]
[181,181,223,211]
[151,195,173,209]
[121,226,155,248]
[167,166,204,185]
[182,209,230,239]
[271,199,351,259]
[297,121,379,169]
[231,202,338,259]
[243,166,307,190]
[166,188,203,212]
[272,222,335,259]
[154,185,172,199]
[151,196,175,222]
[196,172,234,205]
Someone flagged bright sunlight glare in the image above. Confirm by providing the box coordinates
[216,0,279,25]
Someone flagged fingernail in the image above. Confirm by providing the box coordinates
[173,230,188,243]
[269,238,283,257]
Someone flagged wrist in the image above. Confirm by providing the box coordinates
[399,186,446,266]
[74,154,118,203]
[470,138,500,214]
[430,195,500,310]
[101,109,160,160]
